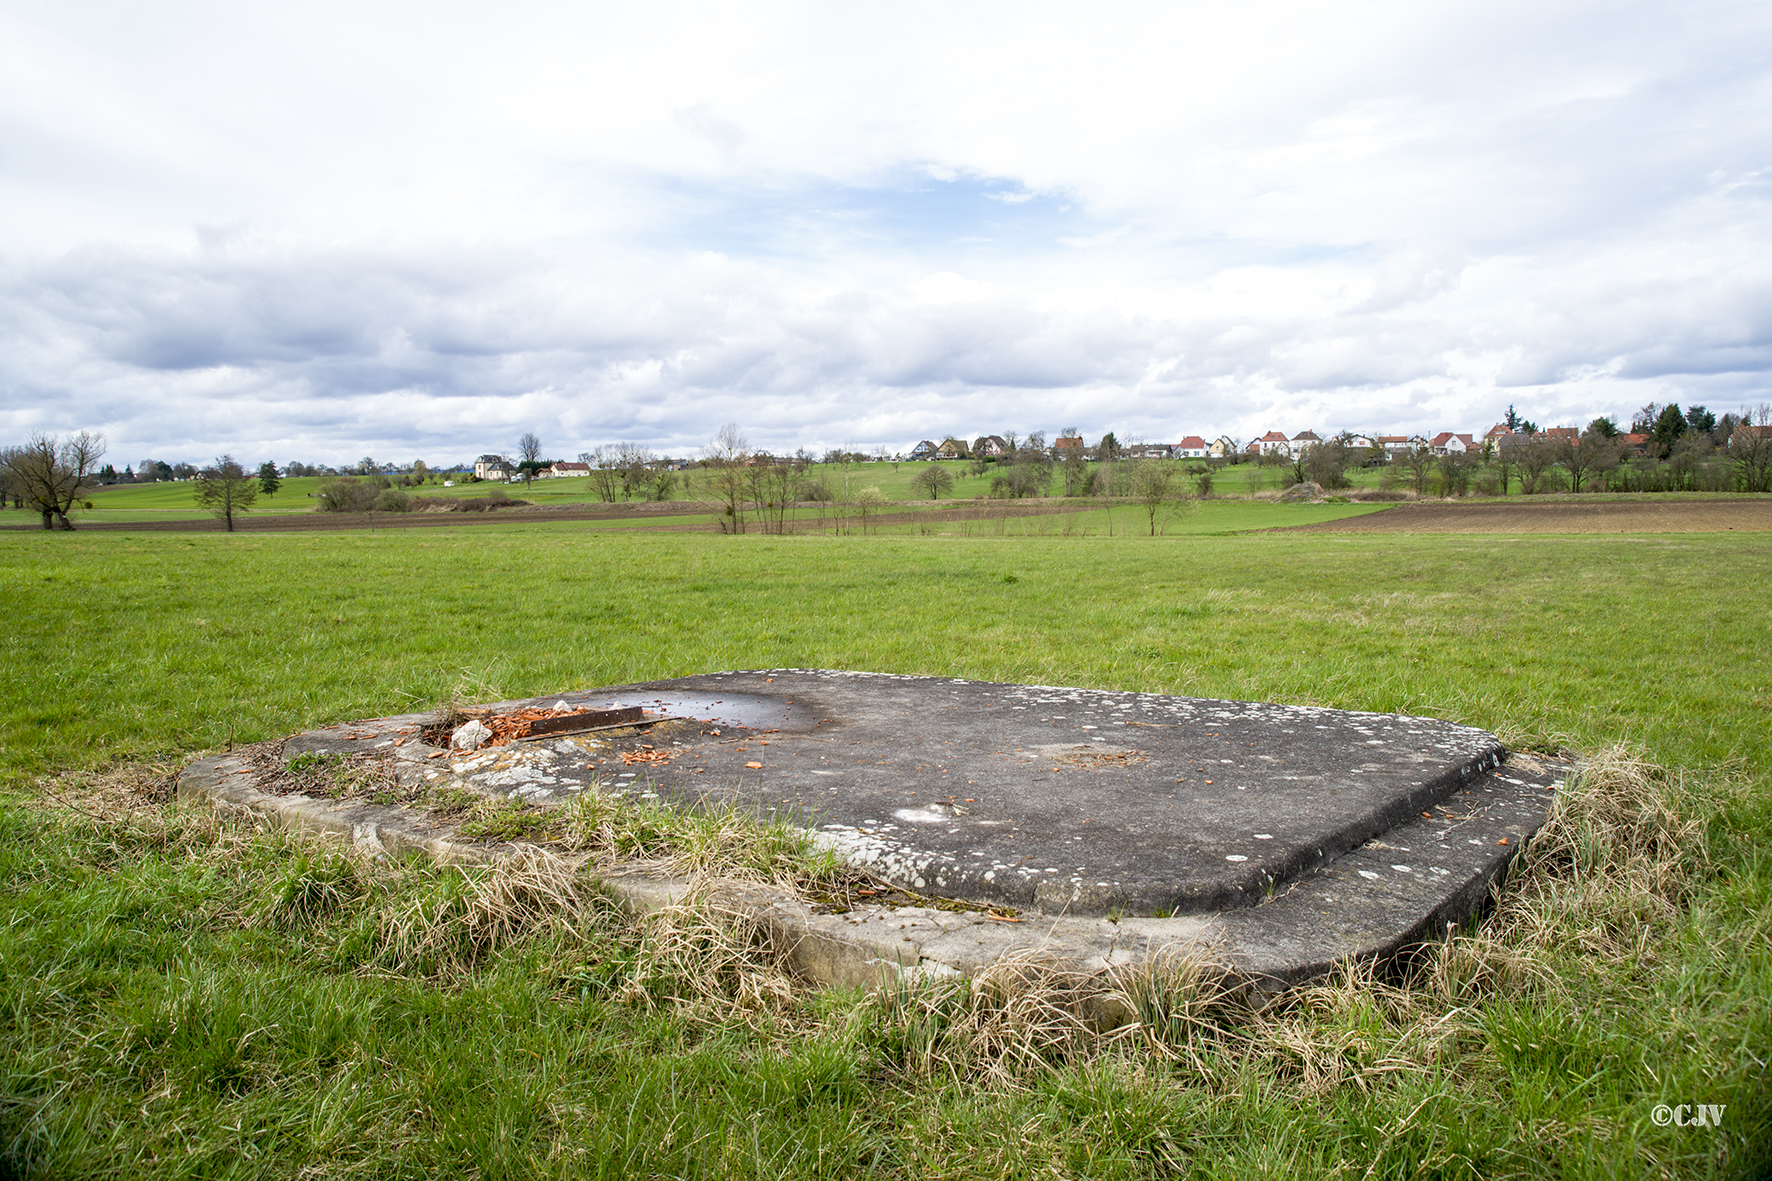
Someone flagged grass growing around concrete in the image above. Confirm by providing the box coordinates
[2,527,1768,1177]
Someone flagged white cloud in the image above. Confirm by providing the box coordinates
[1,0,1769,462]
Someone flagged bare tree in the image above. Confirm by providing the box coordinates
[517,432,543,486]
[1060,446,1089,496]
[2,431,105,530]
[1517,436,1560,494]
[1306,435,1356,489]
[704,423,752,533]
[194,455,259,532]
[749,457,797,533]
[1492,439,1516,495]
[1551,429,1619,493]
[854,486,888,534]
[1730,404,1772,493]
[1397,443,1436,496]
[910,464,954,499]
[580,448,621,502]
[1128,460,1186,535]
[1434,450,1475,497]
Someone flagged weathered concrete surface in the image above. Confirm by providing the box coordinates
[278,671,1526,918]
[179,671,1566,990]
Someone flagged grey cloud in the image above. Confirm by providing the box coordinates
[5,219,1771,464]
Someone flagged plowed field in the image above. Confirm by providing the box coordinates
[1281,497,1772,533]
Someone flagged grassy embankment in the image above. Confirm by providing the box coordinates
[1,526,1767,1177]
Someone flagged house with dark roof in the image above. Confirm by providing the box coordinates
[908,440,938,460]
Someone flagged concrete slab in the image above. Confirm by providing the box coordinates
[182,670,1566,989]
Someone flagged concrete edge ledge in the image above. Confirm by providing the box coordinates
[175,750,1568,996]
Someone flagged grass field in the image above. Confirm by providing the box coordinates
[2,525,1767,1177]
[56,457,1376,526]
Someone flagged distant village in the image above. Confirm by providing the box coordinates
[477,423,1643,481]
[470,423,1617,483]
[97,400,1768,489]
[897,426,1550,464]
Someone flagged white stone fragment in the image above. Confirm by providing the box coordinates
[451,719,493,750]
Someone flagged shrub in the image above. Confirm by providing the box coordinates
[316,478,378,513]
[989,467,1046,498]
[373,488,410,512]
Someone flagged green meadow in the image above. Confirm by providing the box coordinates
[51,476,1388,537]
[63,456,1378,526]
[1,524,1767,1177]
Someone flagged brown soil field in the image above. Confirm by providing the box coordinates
[1280,497,1772,534]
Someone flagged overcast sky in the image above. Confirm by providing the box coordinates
[3,0,1769,467]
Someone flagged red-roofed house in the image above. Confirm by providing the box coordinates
[1256,430,1290,456]
[1176,435,1208,458]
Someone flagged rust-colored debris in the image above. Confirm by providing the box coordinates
[480,705,595,745]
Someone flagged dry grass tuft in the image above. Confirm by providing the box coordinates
[866,954,1111,1088]
[1244,960,1466,1098]
[34,758,196,814]
[368,844,588,976]
[621,897,799,1021]
[1105,953,1250,1073]
[1424,743,1714,999]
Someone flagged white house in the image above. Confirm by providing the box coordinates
[1256,430,1291,456]
[474,454,511,481]
[1176,435,1208,459]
